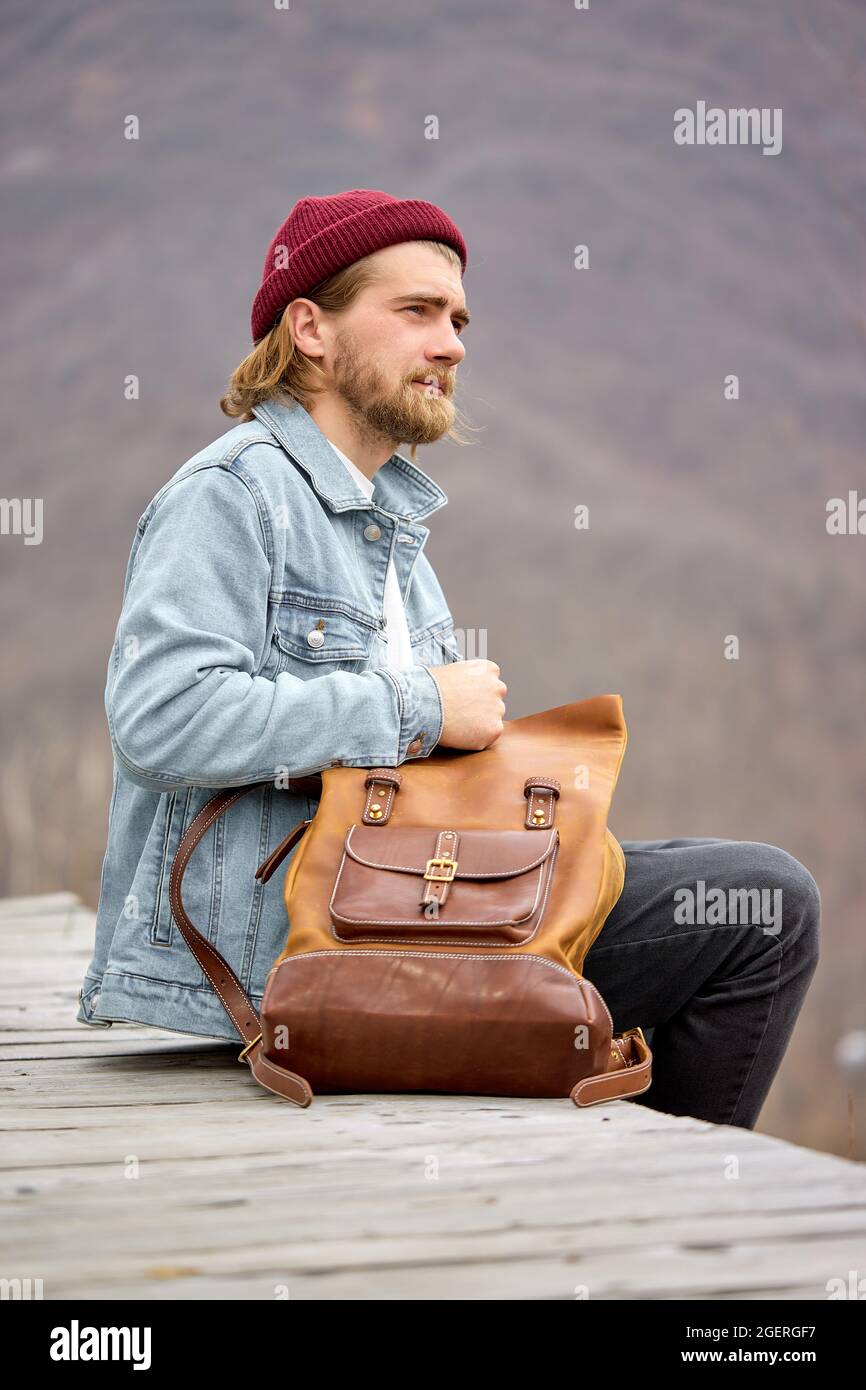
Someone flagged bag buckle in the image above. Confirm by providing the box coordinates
[424,854,458,882]
[237,1032,262,1062]
[610,1026,646,1067]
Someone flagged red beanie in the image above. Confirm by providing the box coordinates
[250,188,468,343]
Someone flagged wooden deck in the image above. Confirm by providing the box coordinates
[2,891,865,1300]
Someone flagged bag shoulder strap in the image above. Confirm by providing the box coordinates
[170,784,651,1111]
[169,782,316,1107]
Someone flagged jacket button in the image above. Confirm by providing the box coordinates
[306,629,325,648]
[407,733,425,755]
[363,524,382,541]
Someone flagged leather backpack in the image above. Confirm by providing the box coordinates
[170,694,652,1109]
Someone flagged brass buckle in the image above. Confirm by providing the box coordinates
[612,1026,646,1066]
[423,854,458,882]
[237,1031,262,1063]
[621,1026,646,1047]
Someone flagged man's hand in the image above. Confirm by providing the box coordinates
[425,659,507,751]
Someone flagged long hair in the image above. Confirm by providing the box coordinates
[219,240,475,462]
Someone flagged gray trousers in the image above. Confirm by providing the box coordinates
[582,837,822,1129]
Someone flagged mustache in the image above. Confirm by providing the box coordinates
[409,372,453,393]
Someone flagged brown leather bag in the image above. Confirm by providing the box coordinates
[170,694,652,1110]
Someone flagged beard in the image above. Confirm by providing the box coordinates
[331,330,456,446]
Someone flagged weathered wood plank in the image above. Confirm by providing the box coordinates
[2,892,865,1301]
[0,892,83,918]
[8,1235,866,1302]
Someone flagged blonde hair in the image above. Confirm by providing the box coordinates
[219,240,475,461]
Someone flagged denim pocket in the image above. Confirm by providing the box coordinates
[151,786,194,944]
[273,599,379,675]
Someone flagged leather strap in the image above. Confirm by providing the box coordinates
[255,817,312,885]
[169,779,321,1108]
[571,1027,652,1107]
[418,828,460,915]
[524,776,560,829]
[362,768,402,825]
[169,780,651,1110]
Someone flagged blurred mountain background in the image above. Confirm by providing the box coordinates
[2,0,865,1152]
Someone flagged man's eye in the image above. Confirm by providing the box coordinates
[402,304,465,333]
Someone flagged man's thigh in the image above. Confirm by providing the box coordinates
[582,836,803,1032]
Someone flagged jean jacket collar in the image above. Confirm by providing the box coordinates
[252,394,449,522]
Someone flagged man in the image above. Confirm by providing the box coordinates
[77,188,820,1130]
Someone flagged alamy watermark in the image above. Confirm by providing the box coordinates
[674,879,782,936]
[0,497,43,544]
[675,101,782,156]
[49,1320,152,1369]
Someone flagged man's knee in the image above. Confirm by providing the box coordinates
[732,842,821,963]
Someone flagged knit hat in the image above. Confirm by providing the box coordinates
[250,188,468,342]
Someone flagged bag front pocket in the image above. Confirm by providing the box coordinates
[328,823,559,946]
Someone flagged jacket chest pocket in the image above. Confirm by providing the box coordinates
[272,602,379,677]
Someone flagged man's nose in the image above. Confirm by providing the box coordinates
[427,331,465,367]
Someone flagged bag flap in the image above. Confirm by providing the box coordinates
[343,824,557,878]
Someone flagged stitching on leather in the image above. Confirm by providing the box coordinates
[363,778,395,823]
[418,828,458,913]
[527,792,553,828]
[344,824,557,876]
[253,1050,309,1100]
[575,1063,651,1104]
[329,834,559,946]
[578,974,614,1034]
[270,948,583,979]
[330,863,544,928]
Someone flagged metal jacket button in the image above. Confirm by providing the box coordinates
[363,524,381,541]
[306,629,325,648]
[407,733,426,755]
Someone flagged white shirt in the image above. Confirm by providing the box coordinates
[327,441,416,671]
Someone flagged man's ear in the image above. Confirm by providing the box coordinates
[285,298,326,360]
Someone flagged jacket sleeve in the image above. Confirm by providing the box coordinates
[107,464,445,792]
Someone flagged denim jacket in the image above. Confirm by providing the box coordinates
[76,395,462,1040]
